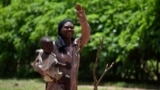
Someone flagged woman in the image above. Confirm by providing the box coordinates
[46,4,90,90]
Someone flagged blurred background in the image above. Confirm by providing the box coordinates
[0,0,159,88]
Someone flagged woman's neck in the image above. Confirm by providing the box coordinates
[60,36,72,46]
[64,38,72,46]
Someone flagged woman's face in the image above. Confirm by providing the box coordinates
[60,22,74,39]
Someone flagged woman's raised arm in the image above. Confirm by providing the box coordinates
[75,4,90,48]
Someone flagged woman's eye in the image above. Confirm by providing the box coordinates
[64,26,74,29]
[70,27,74,29]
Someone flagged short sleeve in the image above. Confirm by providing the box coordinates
[75,38,84,51]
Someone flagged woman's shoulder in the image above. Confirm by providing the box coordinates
[74,38,80,44]
[74,37,85,50]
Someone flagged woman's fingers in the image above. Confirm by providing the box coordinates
[75,4,82,11]
[75,4,86,17]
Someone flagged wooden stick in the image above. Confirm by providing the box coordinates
[93,37,114,90]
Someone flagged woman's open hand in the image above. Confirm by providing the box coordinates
[75,4,87,24]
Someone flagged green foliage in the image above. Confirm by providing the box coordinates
[0,0,76,78]
[0,0,159,82]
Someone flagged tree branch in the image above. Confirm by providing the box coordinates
[97,62,114,84]
[93,38,104,84]
[93,37,114,90]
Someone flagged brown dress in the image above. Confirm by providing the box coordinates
[46,38,81,90]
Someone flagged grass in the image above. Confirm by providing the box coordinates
[0,79,44,90]
[0,79,159,90]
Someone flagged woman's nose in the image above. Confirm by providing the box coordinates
[68,27,72,30]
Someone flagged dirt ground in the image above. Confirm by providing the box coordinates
[78,85,159,90]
